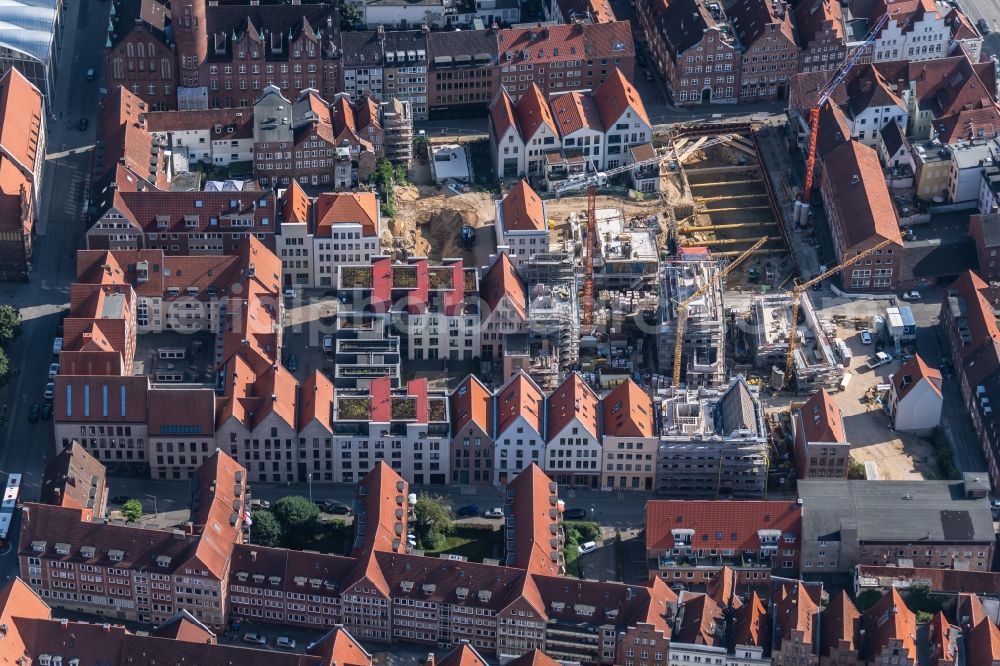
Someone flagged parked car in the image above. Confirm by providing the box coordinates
[275,636,296,649]
[859,330,873,345]
[456,504,480,517]
[27,403,39,422]
[86,67,96,81]
[865,351,893,370]
[323,334,334,351]
[563,508,587,520]
[284,288,296,299]
[249,499,270,510]
[109,495,130,504]
[78,118,88,131]
[41,403,52,420]
[483,507,504,519]
[48,363,60,378]
[52,337,63,355]
[286,353,297,372]
[579,541,598,554]
[43,383,55,402]
[901,290,921,301]
[242,633,267,645]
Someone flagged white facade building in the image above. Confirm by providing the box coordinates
[493,371,547,485]
[544,373,602,488]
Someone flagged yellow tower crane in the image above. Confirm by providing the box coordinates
[672,237,768,386]
[783,238,894,380]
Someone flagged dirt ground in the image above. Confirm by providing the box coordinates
[384,185,496,261]
[829,328,939,480]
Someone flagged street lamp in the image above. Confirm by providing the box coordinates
[145,494,158,521]
[308,473,313,503]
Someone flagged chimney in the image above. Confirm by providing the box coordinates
[250,550,258,562]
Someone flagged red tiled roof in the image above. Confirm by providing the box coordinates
[490,88,518,141]
[959,592,987,630]
[40,441,106,514]
[947,271,1000,355]
[507,464,561,575]
[734,591,767,648]
[864,589,917,661]
[936,104,1000,143]
[150,610,217,643]
[772,580,819,648]
[515,84,557,141]
[820,591,860,658]
[823,141,903,249]
[0,580,50,665]
[496,371,545,436]
[892,353,943,401]
[315,191,379,238]
[144,107,253,138]
[352,462,408,557]
[594,68,650,129]
[797,388,846,443]
[846,66,905,116]
[299,370,334,432]
[502,180,546,233]
[437,643,491,666]
[281,180,311,225]
[965,613,1000,666]
[505,650,562,666]
[674,593,723,646]
[306,626,372,666]
[481,253,527,321]
[451,374,492,435]
[910,56,998,118]
[498,22,634,70]
[0,67,42,176]
[727,0,796,49]
[147,388,216,437]
[547,372,600,440]
[794,0,844,47]
[55,375,149,423]
[946,7,979,40]
[550,91,602,136]
[602,379,653,438]
[186,451,247,580]
[929,612,955,665]
[114,190,277,236]
[645,500,802,554]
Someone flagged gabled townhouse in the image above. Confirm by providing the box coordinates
[495,180,550,264]
[819,592,862,666]
[877,120,914,172]
[479,252,529,369]
[867,0,950,63]
[645,499,802,584]
[819,140,903,292]
[771,580,821,666]
[490,88,525,179]
[105,0,175,111]
[41,442,108,521]
[450,375,495,484]
[493,370,547,484]
[505,463,564,574]
[593,69,653,170]
[946,7,983,61]
[793,388,849,479]
[544,373,602,487]
[964,603,1000,666]
[514,84,560,183]
[313,191,382,285]
[794,0,846,74]
[549,91,605,174]
[887,353,943,433]
[0,67,45,281]
[726,0,799,102]
[278,180,315,287]
[298,370,336,483]
[340,30,384,102]
[845,66,908,147]
[144,107,254,167]
[600,379,657,491]
[929,612,959,666]
[330,377,450,485]
[905,55,998,140]
[862,590,917,666]
[640,0,740,106]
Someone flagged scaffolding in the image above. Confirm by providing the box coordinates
[522,246,580,387]
[658,256,726,388]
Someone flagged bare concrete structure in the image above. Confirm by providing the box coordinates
[658,253,726,387]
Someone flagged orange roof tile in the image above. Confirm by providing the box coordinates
[823,141,903,249]
[965,614,1000,666]
[40,442,106,513]
[496,371,545,436]
[602,379,653,438]
[820,591,860,658]
[645,500,802,554]
[550,91,602,136]
[515,84,558,140]
[734,591,768,648]
[773,581,819,648]
[281,180,311,225]
[547,373,600,439]
[490,87,519,141]
[352,462,409,557]
[314,191,379,238]
[507,464,561,575]
[306,625,372,666]
[0,67,42,176]
[892,353,943,400]
[505,650,562,666]
[438,644,492,666]
[594,68,650,129]
[299,370,334,431]
[864,589,917,661]
[797,388,847,443]
[502,180,546,233]
[481,253,527,321]
[450,374,492,435]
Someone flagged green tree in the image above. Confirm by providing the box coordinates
[414,495,454,550]
[250,509,282,547]
[0,305,20,344]
[340,3,362,29]
[0,348,9,385]
[120,499,143,522]
[273,496,321,548]
[370,159,398,217]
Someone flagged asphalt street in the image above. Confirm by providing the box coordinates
[0,0,110,578]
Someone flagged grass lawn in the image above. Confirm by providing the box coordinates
[423,527,500,562]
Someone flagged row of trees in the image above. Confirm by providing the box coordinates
[0,305,20,392]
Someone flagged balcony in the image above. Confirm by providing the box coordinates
[657,550,774,570]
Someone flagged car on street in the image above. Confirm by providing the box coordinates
[52,337,63,355]
[275,637,297,649]
[901,290,921,301]
[86,68,96,81]
[323,335,334,351]
[286,353,297,372]
[579,541,598,554]
[865,351,893,370]
[316,500,352,515]
[456,504,480,518]
[48,363,60,378]
[242,633,267,645]
[643,70,654,82]
[978,17,991,33]
[43,383,55,402]
[41,403,52,420]
[483,508,504,519]
[110,495,130,504]
[249,499,270,510]
[859,330,873,345]
[27,404,39,422]
[563,508,587,520]
[78,118,88,131]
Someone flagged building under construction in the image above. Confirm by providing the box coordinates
[521,247,580,391]
[656,376,768,497]
[743,292,845,395]
[658,249,726,388]
[593,208,660,290]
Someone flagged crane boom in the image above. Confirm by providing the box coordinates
[672,237,768,386]
[801,11,890,204]
[783,238,893,380]
[582,185,596,329]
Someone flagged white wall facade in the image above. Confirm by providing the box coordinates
[314,224,382,287]
[481,294,528,360]
[405,312,480,361]
[331,422,449,485]
[492,124,526,179]
[524,124,561,180]
[494,200,550,265]
[561,126,605,172]
[872,14,948,62]
[852,111,908,147]
[544,420,602,481]
[890,380,943,433]
[494,417,545,485]
[604,109,652,169]
[279,221,315,287]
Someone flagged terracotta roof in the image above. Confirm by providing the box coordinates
[656,0,720,55]
[823,141,903,249]
[794,0,844,47]
[959,592,987,630]
[150,609,217,643]
[733,591,768,648]
[0,67,42,176]
[40,442,106,513]
[892,353,943,401]
[910,56,998,118]
[772,580,819,649]
[936,104,1000,143]
[820,591,860,658]
[727,0,796,48]
[498,22,634,70]
[496,371,545,436]
[300,370,334,432]
[856,565,1000,596]
[502,180,546,233]
[946,7,979,40]
[705,566,742,609]
[315,191,379,238]
[645,500,802,554]
[281,180,312,225]
[594,68,650,128]
[352,462,409,557]
[481,253,527,321]
[816,100,853,158]
[797,388,846,443]
[507,464,561,575]
[186,451,247,580]
[490,87,519,141]
[602,379,653,438]
[505,650,562,666]
[515,84,557,140]
[450,374,492,435]
[0,579,51,665]
[863,589,917,661]
[54,375,149,423]
[113,190,277,236]
[965,613,1000,666]
[946,271,1000,355]
[144,107,253,139]
[846,66,905,117]
[929,612,956,665]
[675,593,724,646]
[304,626,371,666]
[549,91,603,137]
[546,372,600,440]
[147,388,216,438]
[0,156,30,236]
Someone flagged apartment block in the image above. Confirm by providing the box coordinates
[493,371,547,485]
[657,377,768,497]
[728,0,798,101]
[793,388,850,479]
[494,180,550,264]
[545,373,602,488]
[601,379,657,491]
[450,375,495,484]
[144,107,254,167]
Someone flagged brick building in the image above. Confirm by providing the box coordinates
[450,374,495,484]
[727,0,798,101]
[426,29,500,118]
[794,0,846,74]
[793,388,849,479]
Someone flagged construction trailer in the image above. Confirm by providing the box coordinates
[743,292,845,395]
[658,252,726,388]
[655,376,768,497]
